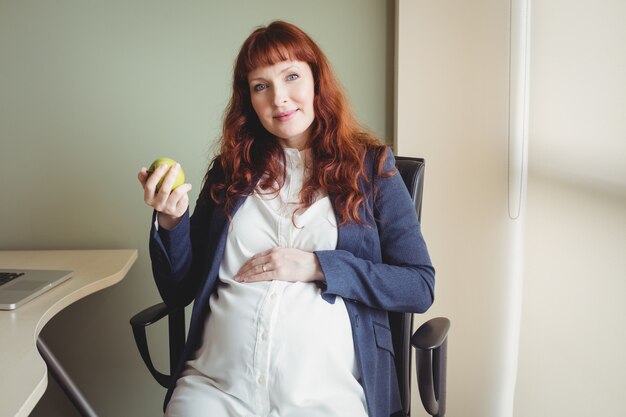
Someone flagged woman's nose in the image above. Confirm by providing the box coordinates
[272,85,288,106]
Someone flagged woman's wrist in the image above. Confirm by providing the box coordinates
[157,212,183,230]
[311,253,326,282]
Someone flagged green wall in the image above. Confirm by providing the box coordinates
[0,1,393,416]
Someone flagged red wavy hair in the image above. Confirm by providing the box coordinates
[204,20,391,225]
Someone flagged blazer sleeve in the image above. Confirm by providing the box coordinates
[314,148,435,313]
[148,160,220,307]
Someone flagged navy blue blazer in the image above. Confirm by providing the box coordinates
[148,147,435,417]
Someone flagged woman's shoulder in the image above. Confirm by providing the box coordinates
[362,144,395,173]
[364,143,393,157]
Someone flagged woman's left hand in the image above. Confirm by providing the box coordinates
[234,248,324,283]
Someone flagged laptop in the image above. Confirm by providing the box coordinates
[0,269,73,310]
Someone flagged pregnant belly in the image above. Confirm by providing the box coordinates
[188,280,358,393]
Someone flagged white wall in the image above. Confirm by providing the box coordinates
[514,1,626,416]
[526,0,626,192]
[514,174,626,417]
[397,1,524,416]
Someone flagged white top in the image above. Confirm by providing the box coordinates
[186,148,368,415]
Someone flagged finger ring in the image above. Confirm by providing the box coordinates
[262,263,266,272]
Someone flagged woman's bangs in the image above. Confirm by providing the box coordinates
[244,38,307,73]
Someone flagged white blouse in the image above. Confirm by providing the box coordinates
[184,148,368,416]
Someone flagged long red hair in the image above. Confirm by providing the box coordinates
[204,20,391,225]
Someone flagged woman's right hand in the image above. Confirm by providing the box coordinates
[138,163,192,230]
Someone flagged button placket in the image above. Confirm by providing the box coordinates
[279,154,296,247]
[252,281,282,415]
[286,151,304,248]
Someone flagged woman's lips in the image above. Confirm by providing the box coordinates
[274,109,298,122]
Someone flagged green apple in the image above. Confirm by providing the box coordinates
[147,157,185,191]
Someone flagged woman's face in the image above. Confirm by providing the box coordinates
[248,60,315,150]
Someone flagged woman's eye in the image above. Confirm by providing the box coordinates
[253,83,268,92]
[286,73,299,81]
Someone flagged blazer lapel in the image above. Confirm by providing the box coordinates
[208,191,252,246]
[329,184,369,256]
[329,191,366,255]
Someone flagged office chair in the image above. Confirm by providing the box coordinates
[130,156,450,417]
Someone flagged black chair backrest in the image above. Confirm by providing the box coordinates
[391,156,425,417]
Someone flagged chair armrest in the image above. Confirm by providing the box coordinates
[412,317,450,417]
[130,302,182,388]
[411,317,450,350]
[130,302,174,327]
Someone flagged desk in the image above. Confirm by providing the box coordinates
[0,250,137,417]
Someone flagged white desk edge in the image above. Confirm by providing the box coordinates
[0,249,138,417]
